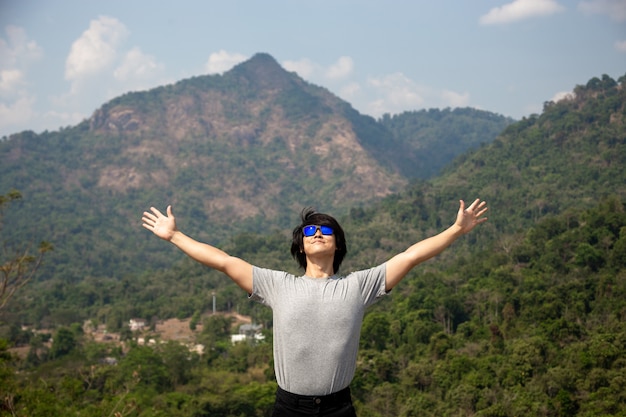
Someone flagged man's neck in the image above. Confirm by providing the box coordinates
[305,260,334,278]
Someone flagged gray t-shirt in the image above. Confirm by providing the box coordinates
[250,264,388,396]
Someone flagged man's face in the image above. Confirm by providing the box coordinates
[302,225,337,256]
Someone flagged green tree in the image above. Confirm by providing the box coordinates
[361,311,391,350]
[50,327,76,358]
[609,227,626,269]
[116,345,172,393]
[159,341,197,386]
[0,189,53,310]
[0,338,19,415]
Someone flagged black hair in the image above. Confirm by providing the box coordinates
[290,207,347,274]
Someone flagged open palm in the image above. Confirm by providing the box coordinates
[142,205,177,241]
[455,199,488,234]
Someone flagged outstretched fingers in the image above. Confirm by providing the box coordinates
[465,199,487,213]
[459,199,489,229]
[472,200,488,217]
[141,207,162,229]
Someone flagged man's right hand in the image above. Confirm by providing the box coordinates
[142,205,178,241]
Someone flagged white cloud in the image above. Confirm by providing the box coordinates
[205,50,247,74]
[442,90,471,107]
[578,0,626,21]
[615,40,626,52]
[114,47,163,82]
[364,73,426,116]
[282,58,317,79]
[362,73,472,117]
[0,25,42,68]
[0,26,42,136]
[0,25,42,95]
[42,109,86,129]
[368,73,425,108]
[339,82,361,99]
[0,69,24,95]
[283,57,355,81]
[0,95,36,135]
[480,0,565,25]
[107,47,168,101]
[52,16,168,133]
[325,56,354,80]
[65,16,129,81]
[551,90,575,102]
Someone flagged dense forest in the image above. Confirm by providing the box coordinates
[0,53,513,287]
[1,71,625,416]
[2,196,625,416]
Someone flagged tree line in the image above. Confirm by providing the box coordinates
[1,72,626,416]
[1,195,625,416]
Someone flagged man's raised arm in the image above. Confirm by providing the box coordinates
[142,205,253,293]
[385,199,488,291]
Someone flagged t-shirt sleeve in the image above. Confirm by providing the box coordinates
[249,266,283,307]
[355,263,389,307]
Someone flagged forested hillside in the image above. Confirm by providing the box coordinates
[0,53,510,289]
[379,107,514,178]
[1,71,625,416]
[341,73,626,267]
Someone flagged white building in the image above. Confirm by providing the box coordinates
[129,318,147,331]
[231,323,265,344]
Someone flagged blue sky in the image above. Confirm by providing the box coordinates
[1,0,624,138]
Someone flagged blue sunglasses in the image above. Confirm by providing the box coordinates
[302,225,334,237]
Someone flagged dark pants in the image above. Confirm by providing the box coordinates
[272,386,357,417]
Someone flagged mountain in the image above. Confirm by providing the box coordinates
[379,107,514,178]
[438,73,626,232]
[86,53,407,219]
[1,72,625,417]
[0,52,511,283]
[342,73,626,266]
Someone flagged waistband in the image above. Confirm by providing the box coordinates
[276,386,352,408]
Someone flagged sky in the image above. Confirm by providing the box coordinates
[0,0,625,138]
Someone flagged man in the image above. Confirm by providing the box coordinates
[142,199,488,416]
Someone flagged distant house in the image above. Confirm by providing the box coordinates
[231,334,247,344]
[240,323,262,335]
[137,337,156,345]
[231,323,265,344]
[100,357,118,365]
[189,344,205,355]
[129,318,147,331]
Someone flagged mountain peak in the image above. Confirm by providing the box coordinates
[246,52,280,66]
[227,53,295,90]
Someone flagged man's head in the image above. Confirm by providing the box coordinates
[291,207,347,274]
